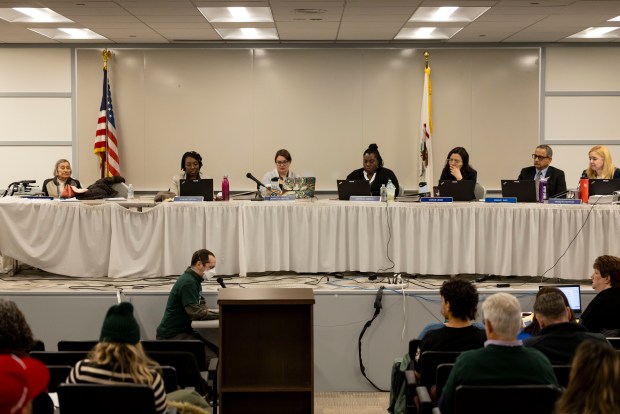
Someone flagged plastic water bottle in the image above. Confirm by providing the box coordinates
[380,184,387,202]
[222,176,229,201]
[386,180,396,202]
[127,184,134,199]
[538,178,547,202]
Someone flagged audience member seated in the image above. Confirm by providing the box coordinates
[524,288,608,364]
[0,354,50,414]
[583,144,620,179]
[0,299,54,414]
[388,279,485,413]
[262,149,298,189]
[170,151,206,196]
[439,147,477,183]
[438,293,558,414]
[518,287,577,340]
[580,255,620,336]
[42,159,82,198]
[517,145,566,198]
[554,340,620,414]
[347,143,399,196]
[66,302,168,414]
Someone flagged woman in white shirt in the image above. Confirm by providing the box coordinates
[262,149,298,190]
[170,151,206,195]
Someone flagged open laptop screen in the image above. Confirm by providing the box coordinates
[539,285,581,313]
[501,179,537,202]
[336,180,371,200]
[588,179,620,196]
[179,178,214,201]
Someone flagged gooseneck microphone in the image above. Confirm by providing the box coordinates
[216,277,227,288]
[246,173,266,188]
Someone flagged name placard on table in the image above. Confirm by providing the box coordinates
[484,197,517,203]
[349,196,381,202]
[173,196,204,202]
[547,198,582,205]
[420,197,453,203]
[264,195,296,202]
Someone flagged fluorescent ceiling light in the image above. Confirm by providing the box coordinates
[28,27,107,40]
[0,7,73,23]
[567,27,620,39]
[395,27,462,40]
[198,6,273,23]
[215,27,278,40]
[608,15,620,22]
[409,6,489,23]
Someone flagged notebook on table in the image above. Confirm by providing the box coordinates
[336,180,371,200]
[179,178,214,201]
[437,180,476,201]
[281,177,316,199]
[501,179,537,202]
[588,179,620,196]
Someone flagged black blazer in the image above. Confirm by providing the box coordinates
[346,167,400,197]
[518,166,567,198]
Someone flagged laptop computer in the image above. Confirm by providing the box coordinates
[539,284,582,315]
[588,179,620,196]
[282,177,316,199]
[336,179,371,200]
[437,180,476,201]
[179,178,214,201]
[501,179,537,202]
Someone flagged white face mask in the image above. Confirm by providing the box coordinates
[203,268,216,280]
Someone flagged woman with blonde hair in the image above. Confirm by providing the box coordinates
[584,145,620,179]
[554,340,620,414]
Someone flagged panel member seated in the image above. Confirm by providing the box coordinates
[518,144,566,198]
[583,144,620,179]
[262,149,298,190]
[347,143,399,196]
[580,255,620,336]
[170,151,206,195]
[439,147,477,182]
[523,288,607,364]
[42,159,82,198]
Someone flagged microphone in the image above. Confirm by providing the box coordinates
[19,180,36,184]
[246,173,266,188]
[216,277,227,288]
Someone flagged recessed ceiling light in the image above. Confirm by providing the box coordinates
[433,7,458,20]
[214,27,278,40]
[608,15,620,22]
[198,6,273,23]
[395,26,463,40]
[567,26,620,39]
[409,6,489,23]
[28,27,107,40]
[0,7,73,23]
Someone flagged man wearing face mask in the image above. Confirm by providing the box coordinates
[156,249,218,364]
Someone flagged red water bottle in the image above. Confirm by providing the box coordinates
[222,175,230,201]
[580,175,589,203]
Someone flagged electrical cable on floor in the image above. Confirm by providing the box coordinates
[358,286,387,392]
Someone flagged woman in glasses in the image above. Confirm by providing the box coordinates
[440,147,477,182]
[262,149,298,190]
[584,145,620,179]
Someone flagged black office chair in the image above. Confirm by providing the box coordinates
[57,340,98,351]
[159,365,179,394]
[47,365,72,392]
[32,339,46,351]
[552,365,571,388]
[419,351,461,389]
[57,383,156,414]
[30,351,87,367]
[141,339,208,372]
[454,384,563,414]
[146,351,207,395]
[435,363,455,401]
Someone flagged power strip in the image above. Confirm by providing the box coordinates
[389,283,408,290]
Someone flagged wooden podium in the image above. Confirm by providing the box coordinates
[217,288,315,414]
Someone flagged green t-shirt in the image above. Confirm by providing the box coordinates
[156,268,203,338]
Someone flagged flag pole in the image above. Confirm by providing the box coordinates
[102,48,111,178]
[424,51,429,69]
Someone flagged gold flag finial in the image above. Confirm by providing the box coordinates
[102,48,111,70]
[424,51,430,68]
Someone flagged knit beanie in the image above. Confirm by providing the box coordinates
[99,302,140,344]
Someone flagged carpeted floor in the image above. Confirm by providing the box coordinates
[314,392,389,414]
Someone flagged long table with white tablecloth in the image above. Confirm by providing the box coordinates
[1,197,618,279]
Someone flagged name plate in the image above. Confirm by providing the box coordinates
[548,198,582,205]
[421,197,453,203]
[173,196,204,202]
[349,196,381,202]
[484,197,517,203]
[264,195,296,201]
[21,196,53,200]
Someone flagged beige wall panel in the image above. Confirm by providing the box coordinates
[0,49,71,93]
[545,96,620,141]
[546,48,620,92]
[0,97,71,142]
[0,146,72,189]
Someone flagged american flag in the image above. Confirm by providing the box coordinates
[94,67,120,177]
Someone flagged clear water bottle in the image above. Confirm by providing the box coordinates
[17,183,24,195]
[538,178,547,202]
[127,184,134,199]
[380,184,387,202]
[222,175,229,201]
[386,179,396,202]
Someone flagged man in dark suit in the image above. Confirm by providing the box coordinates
[518,144,567,198]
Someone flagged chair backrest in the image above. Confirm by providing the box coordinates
[552,365,571,388]
[160,365,179,393]
[146,351,206,395]
[141,339,208,371]
[30,351,87,367]
[32,339,46,351]
[474,183,486,199]
[435,363,455,401]
[57,340,99,352]
[454,384,562,414]
[47,365,72,392]
[57,383,155,414]
[420,351,461,388]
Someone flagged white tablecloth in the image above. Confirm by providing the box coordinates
[1,197,619,279]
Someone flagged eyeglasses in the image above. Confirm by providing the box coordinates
[275,160,290,166]
[447,158,462,165]
[531,154,550,161]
